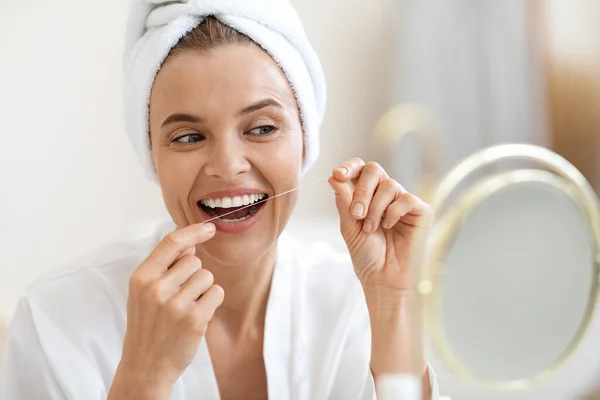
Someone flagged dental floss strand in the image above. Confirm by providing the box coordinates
[202,175,330,224]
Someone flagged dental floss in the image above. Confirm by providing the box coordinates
[202,175,330,224]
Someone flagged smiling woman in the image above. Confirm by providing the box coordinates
[0,2,439,400]
[150,21,303,248]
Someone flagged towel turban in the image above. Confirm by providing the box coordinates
[123,0,327,182]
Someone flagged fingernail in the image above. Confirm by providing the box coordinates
[204,223,216,233]
[363,218,373,233]
[352,203,364,218]
[335,167,348,176]
[382,218,390,229]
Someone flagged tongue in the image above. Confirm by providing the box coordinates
[213,206,252,220]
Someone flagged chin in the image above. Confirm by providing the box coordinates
[198,231,278,267]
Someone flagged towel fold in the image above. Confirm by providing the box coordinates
[123,0,327,181]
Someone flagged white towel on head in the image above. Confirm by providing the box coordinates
[123,0,327,182]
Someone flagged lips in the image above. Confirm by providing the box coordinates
[196,189,269,224]
[199,199,266,221]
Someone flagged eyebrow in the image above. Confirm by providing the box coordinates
[160,98,284,128]
[161,113,203,128]
[238,98,284,116]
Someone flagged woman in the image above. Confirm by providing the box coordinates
[0,1,439,399]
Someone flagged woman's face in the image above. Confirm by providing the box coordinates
[149,44,303,266]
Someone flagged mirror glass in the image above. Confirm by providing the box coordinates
[439,178,596,382]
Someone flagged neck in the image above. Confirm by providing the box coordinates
[197,244,277,338]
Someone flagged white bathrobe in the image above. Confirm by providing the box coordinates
[0,223,439,399]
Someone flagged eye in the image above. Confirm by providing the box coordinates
[173,133,204,143]
[248,125,277,136]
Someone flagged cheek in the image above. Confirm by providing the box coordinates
[152,140,203,181]
[263,135,303,187]
[270,129,304,169]
[153,148,201,209]
[262,136,302,219]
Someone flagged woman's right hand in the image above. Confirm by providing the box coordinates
[108,223,224,400]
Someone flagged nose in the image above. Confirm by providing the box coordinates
[203,134,251,180]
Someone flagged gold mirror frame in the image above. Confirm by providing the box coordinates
[373,103,444,201]
[420,144,600,391]
[429,144,599,218]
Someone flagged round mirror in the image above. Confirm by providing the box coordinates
[421,145,600,391]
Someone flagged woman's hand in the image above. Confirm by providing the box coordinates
[108,223,224,400]
[329,159,434,396]
[328,158,434,292]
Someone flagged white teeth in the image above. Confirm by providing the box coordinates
[218,214,252,223]
[200,193,267,209]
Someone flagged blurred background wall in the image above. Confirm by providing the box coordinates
[538,0,600,192]
[0,0,165,322]
[386,0,549,187]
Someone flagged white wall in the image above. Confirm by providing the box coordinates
[0,0,166,320]
[0,0,393,320]
[386,0,549,187]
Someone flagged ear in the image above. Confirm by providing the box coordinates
[302,135,306,164]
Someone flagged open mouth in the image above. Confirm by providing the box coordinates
[197,193,268,223]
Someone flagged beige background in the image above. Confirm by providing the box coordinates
[538,0,600,192]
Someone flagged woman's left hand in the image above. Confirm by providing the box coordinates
[329,158,434,292]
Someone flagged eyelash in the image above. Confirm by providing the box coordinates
[172,125,278,144]
[247,124,278,136]
[173,133,205,144]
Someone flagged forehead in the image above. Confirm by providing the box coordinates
[151,45,297,114]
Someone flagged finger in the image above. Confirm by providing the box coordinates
[351,162,387,220]
[363,178,399,233]
[177,269,215,303]
[195,285,225,314]
[332,158,366,182]
[172,246,196,266]
[142,223,216,275]
[382,193,434,229]
[328,176,353,208]
[162,255,202,289]
[174,285,224,337]
[328,176,359,233]
[170,225,197,265]
[333,159,390,183]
